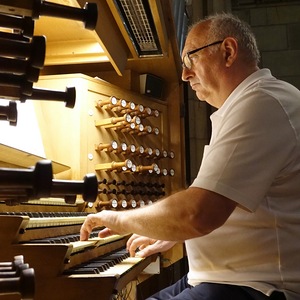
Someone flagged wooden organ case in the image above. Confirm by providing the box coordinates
[0,0,186,299]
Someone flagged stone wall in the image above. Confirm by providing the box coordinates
[233,3,300,88]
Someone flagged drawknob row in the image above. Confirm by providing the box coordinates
[96,96,159,118]
[95,113,160,135]
[94,159,175,176]
[98,198,160,209]
[98,179,165,188]
[98,188,165,197]
[95,141,174,159]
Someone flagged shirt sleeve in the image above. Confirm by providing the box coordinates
[191,89,297,212]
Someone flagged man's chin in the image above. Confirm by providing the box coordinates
[195,91,207,102]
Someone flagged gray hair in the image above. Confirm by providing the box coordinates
[190,13,260,64]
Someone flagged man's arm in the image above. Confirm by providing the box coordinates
[80,187,237,241]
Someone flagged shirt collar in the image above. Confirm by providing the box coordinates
[213,68,274,118]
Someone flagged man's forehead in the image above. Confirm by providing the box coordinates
[182,25,207,55]
[189,21,209,39]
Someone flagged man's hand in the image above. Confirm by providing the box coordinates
[80,213,100,241]
[80,212,118,240]
[126,234,177,257]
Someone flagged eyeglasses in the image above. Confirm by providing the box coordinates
[182,40,223,70]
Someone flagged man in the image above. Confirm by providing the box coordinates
[80,13,300,300]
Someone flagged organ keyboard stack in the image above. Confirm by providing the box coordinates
[0,213,157,300]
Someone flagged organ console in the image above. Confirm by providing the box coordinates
[2,70,184,298]
[0,0,186,299]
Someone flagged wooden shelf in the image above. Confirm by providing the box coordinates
[0,143,70,174]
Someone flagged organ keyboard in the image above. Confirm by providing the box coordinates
[0,213,157,300]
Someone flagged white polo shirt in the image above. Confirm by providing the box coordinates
[188,69,300,300]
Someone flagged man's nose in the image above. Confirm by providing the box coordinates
[181,67,193,82]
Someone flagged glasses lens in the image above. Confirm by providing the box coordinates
[183,54,191,69]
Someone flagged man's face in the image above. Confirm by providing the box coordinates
[181,24,222,107]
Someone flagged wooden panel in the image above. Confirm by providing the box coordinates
[89,0,129,75]
[33,73,183,211]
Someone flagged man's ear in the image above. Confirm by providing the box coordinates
[222,37,238,67]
